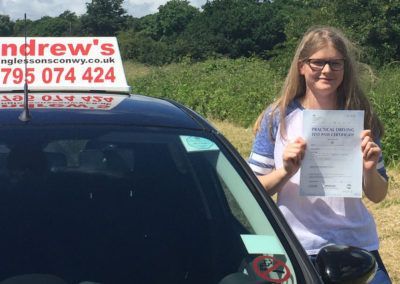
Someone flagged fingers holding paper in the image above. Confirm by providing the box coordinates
[360,129,381,172]
[283,137,306,177]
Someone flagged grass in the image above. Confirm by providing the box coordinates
[123,61,154,82]
[127,58,282,127]
[364,167,400,283]
[211,118,400,283]
[209,118,254,158]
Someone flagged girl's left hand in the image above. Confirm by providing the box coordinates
[360,129,380,172]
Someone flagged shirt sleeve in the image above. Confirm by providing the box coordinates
[248,108,277,176]
[375,136,388,181]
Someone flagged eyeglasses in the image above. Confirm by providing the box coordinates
[306,59,345,71]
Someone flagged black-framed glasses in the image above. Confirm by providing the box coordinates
[306,59,345,71]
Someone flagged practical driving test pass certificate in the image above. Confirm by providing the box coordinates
[300,110,364,198]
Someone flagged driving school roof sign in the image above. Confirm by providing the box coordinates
[0,37,130,93]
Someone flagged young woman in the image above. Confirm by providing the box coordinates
[248,26,391,283]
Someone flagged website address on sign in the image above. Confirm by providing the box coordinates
[0,57,115,66]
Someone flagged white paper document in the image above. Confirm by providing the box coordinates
[300,110,364,198]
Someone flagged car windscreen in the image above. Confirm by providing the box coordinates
[0,126,303,284]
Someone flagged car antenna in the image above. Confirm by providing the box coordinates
[18,13,31,122]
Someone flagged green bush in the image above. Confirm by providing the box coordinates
[118,29,173,65]
[368,65,400,165]
[130,58,282,127]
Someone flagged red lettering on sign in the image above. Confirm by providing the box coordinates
[21,39,36,56]
[65,68,76,83]
[0,39,102,57]
[49,103,65,108]
[50,44,66,56]
[38,43,50,56]
[42,68,52,84]
[68,43,92,56]
[64,95,75,102]
[100,43,115,55]
[94,67,104,83]
[1,68,12,84]
[54,68,64,83]
[12,68,23,84]
[26,68,35,84]
[12,95,23,102]
[2,43,17,56]
[82,68,93,83]
[67,103,88,108]
[105,67,116,82]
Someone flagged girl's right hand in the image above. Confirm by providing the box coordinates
[282,137,306,177]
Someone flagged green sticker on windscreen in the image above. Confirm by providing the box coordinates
[240,234,285,255]
[180,136,219,152]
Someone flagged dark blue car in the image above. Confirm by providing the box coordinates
[0,91,376,284]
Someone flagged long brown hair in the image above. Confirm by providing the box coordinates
[254,26,383,140]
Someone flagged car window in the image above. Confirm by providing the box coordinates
[0,127,302,284]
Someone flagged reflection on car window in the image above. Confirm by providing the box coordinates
[220,178,255,234]
[0,129,299,284]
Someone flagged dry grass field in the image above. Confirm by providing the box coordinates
[211,119,400,282]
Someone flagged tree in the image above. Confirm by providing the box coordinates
[134,14,158,39]
[0,15,14,36]
[118,29,172,64]
[182,0,286,59]
[81,0,128,36]
[322,0,400,66]
[13,19,33,36]
[265,0,333,74]
[58,11,81,35]
[28,11,81,36]
[155,0,199,39]
[275,0,400,66]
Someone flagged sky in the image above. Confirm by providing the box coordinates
[0,0,208,21]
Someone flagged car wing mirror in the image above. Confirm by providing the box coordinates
[219,244,376,284]
[316,244,377,284]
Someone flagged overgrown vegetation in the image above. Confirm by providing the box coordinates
[128,59,400,166]
[130,58,281,126]
[368,65,400,164]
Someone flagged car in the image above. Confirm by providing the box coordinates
[0,37,376,284]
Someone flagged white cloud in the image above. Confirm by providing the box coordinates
[0,0,206,21]
[0,0,85,20]
[125,0,165,17]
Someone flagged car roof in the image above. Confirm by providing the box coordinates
[0,92,209,130]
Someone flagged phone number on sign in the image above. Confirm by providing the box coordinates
[0,67,116,84]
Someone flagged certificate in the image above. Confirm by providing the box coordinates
[300,110,364,197]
